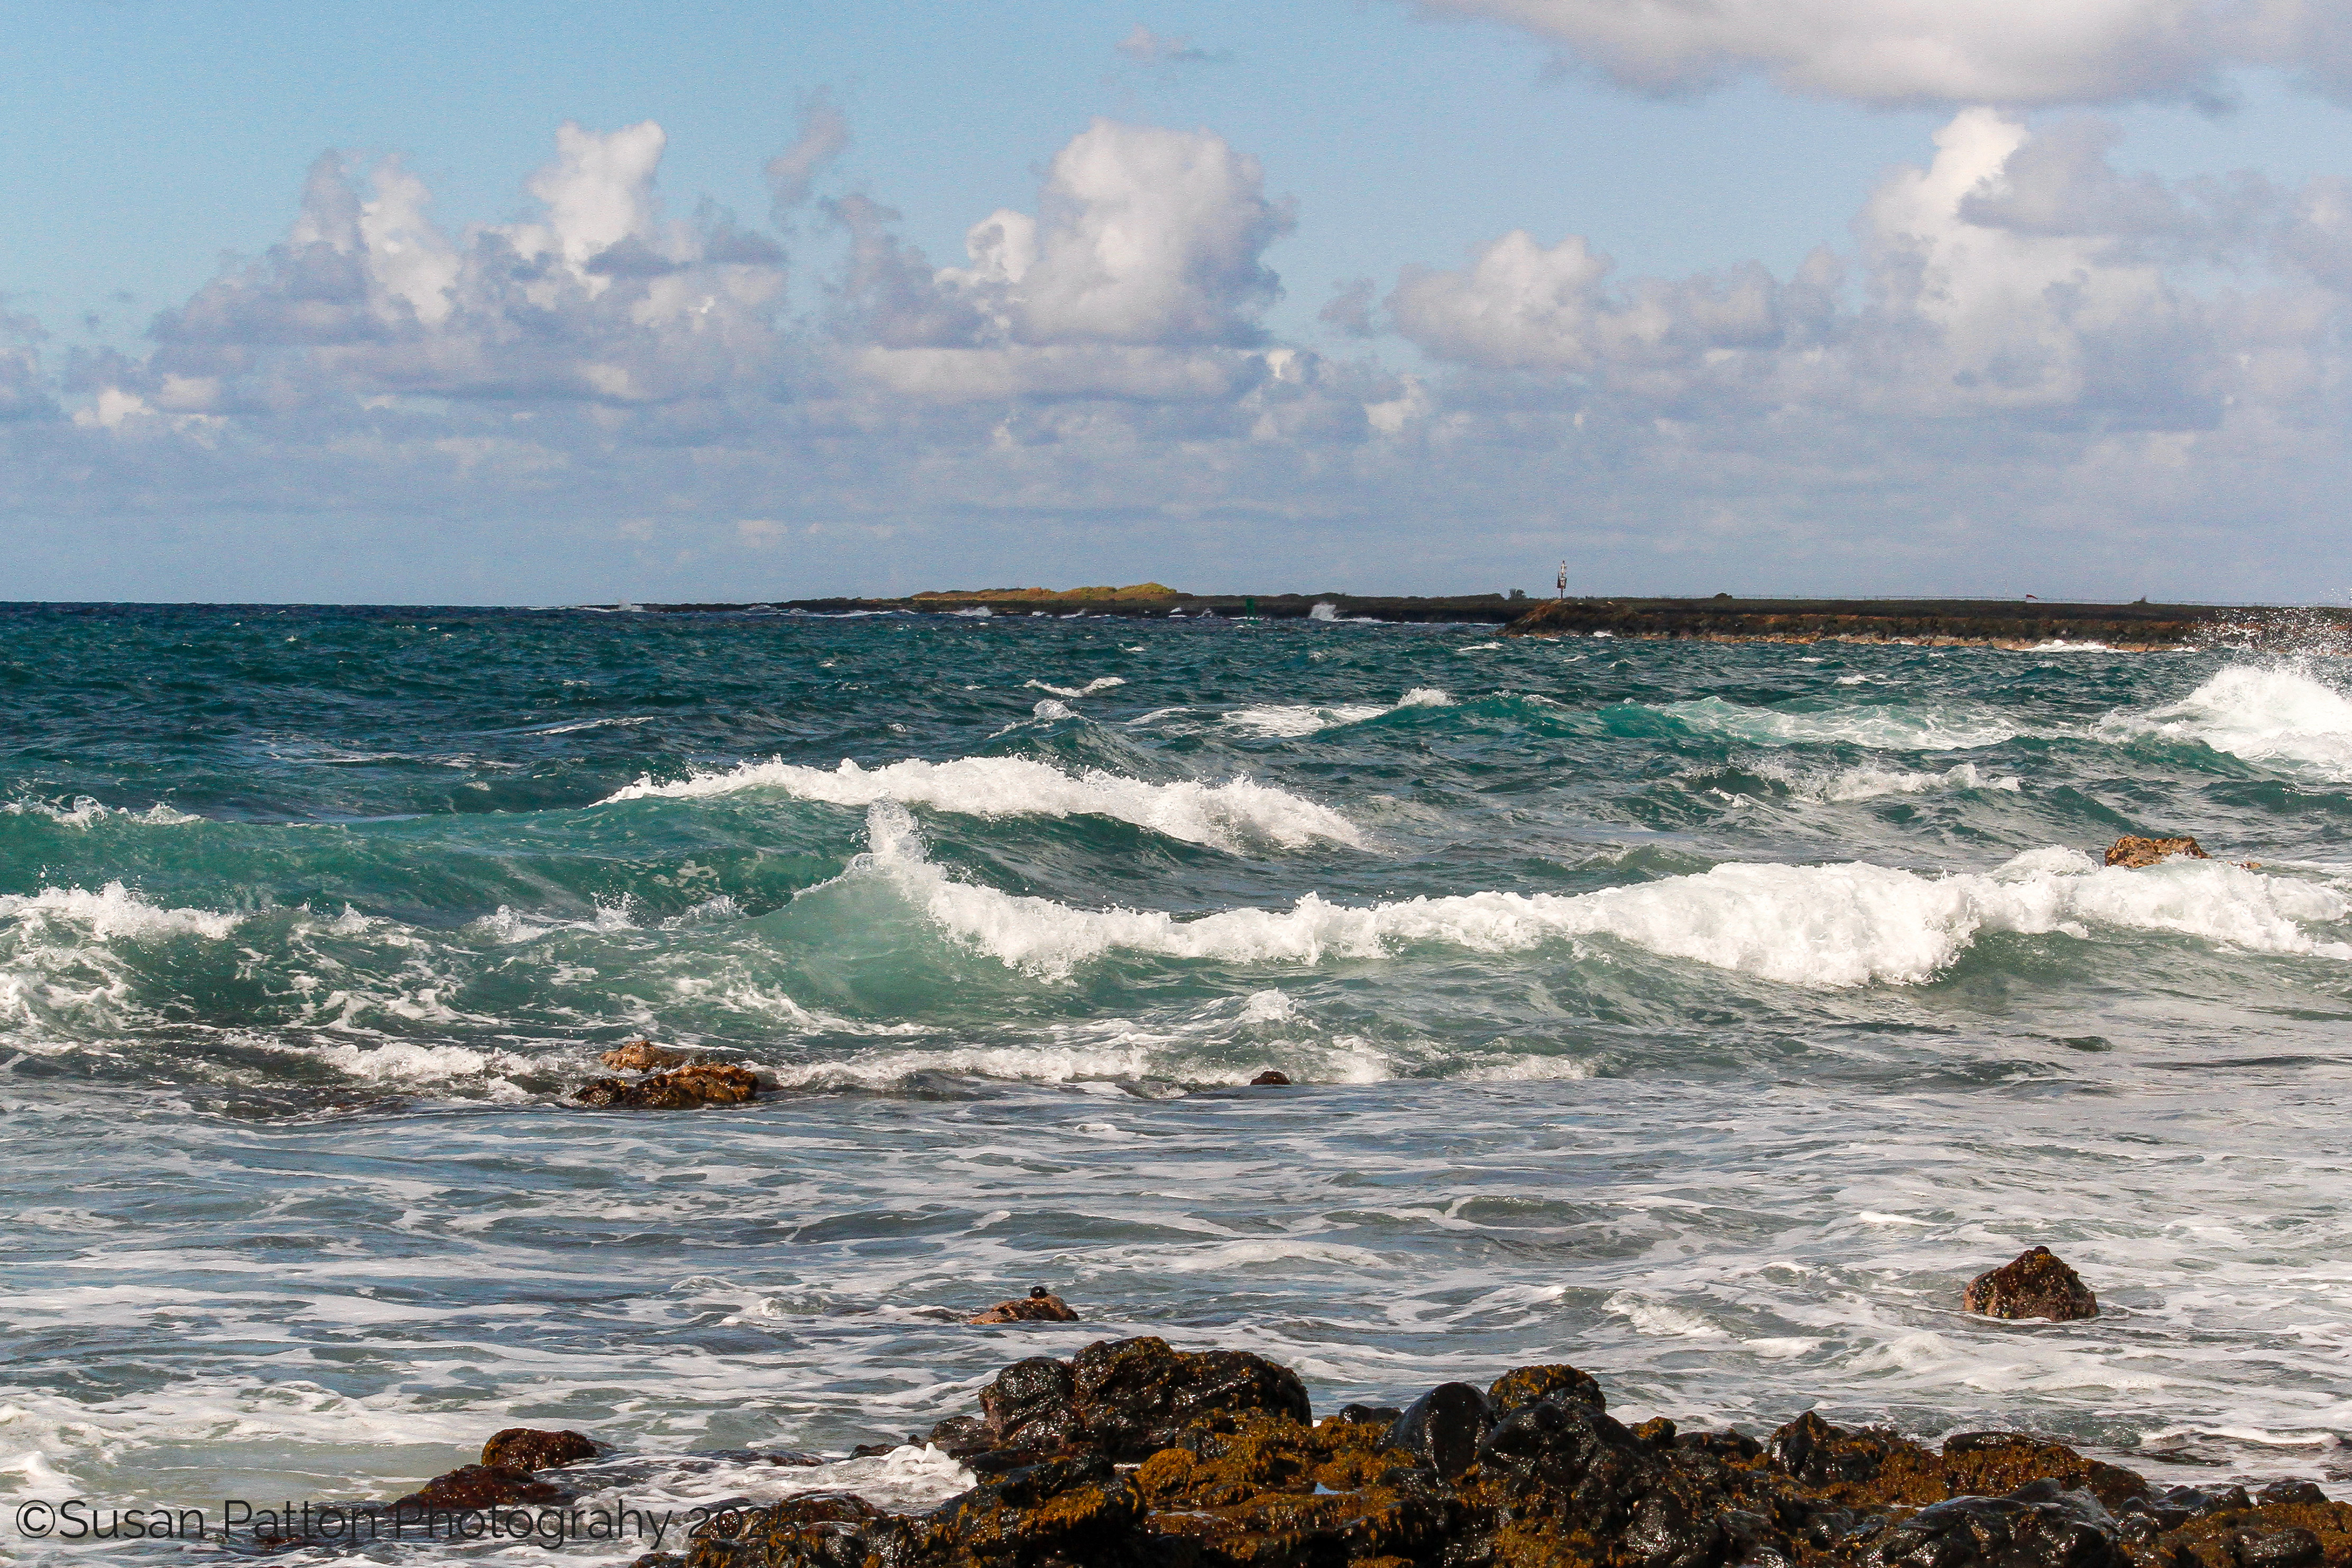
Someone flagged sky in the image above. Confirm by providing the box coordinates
[6,0,2352,604]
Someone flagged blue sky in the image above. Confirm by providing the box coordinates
[7,0,2352,603]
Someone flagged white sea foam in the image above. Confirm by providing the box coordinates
[1023,676,1127,698]
[2102,665,2352,781]
[1805,763,2023,801]
[602,755,1361,850]
[1224,688,1451,737]
[0,883,242,940]
[854,805,2352,988]
[287,1039,537,1087]
[1657,695,2024,751]
[2,798,201,828]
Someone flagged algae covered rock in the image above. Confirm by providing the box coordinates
[667,1342,2342,1568]
[478,1426,597,1471]
[575,1062,759,1109]
[2104,836,2209,869]
[1964,1247,2099,1321]
[599,1040,695,1072]
[968,1286,1081,1324]
[684,1492,883,1567]
[937,1335,1311,1463]
[389,1462,568,1511]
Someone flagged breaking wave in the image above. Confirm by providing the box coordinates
[851,805,2352,988]
[2101,665,2352,781]
[0,882,244,940]
[601,755,1362,850]
[1223,688,1453,737]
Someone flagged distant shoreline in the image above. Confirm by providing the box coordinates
[622,591,2351,649]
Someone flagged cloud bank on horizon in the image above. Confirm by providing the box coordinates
[9,0,2352,603]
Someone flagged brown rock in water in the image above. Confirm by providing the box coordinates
[574,1063,758,1109]
[1965,1245,2099,1320]
[969,1285,1081,1324]
[599,1039,690,1072]
[1250,1069,1292,1086]
[478,1426,597,1471]
[390,1463,566,1511]
[2105,834,2210,868]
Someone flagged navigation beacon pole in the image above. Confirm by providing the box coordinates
[1556,560,1567,601]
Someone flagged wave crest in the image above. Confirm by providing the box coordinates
[852,805,2351,988]
[602,755,1362,850]
[2102,665,2352,780]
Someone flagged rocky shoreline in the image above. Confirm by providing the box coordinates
[607,590,2347,652]
[296,1333,2343,1568]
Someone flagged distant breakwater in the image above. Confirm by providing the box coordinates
[626,591,2352,649]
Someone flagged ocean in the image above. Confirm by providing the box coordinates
[4,602,2349,1561]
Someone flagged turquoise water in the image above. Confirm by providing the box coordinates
[5,604,2352,1560]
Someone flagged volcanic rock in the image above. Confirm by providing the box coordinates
[1384,1380,1493,1481]
[390,1463,567,1511]
[967,1285,1081,1325]
[574,1062,758,1109]
[930,1335,1311,1463]
[478,1426,598,1471]
[599,1040,692,1072]
[1489,1361,1608,1417]
[2105,835,2210,869]
[1965,1246,2099,1321]
[677,1341,2352,1568]
[1856,1482,2126,1568]
[684,1492,883,1567]
[1251,1069,1293,1085]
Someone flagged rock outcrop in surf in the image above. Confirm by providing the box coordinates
[2104,836,2210,869]
[1964,1247,2100,1321]
[573,1062,760,1109]
[652,1336,2349,1568]
[968,1287,1081,1324]
[478,1426,598,1471]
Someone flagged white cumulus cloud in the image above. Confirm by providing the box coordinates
[1410,0,2347,107]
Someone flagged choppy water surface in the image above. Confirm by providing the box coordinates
[5,604,2352,1561]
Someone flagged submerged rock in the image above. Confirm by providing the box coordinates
[1965,1246,2099,1321]
[968,1285,1081,1325]
[599,1039,694,1072]
[2105,835,2210,869]
[574,1062,759,1109]
[1251,1069,1293,1086]
[478,1426,597,1471]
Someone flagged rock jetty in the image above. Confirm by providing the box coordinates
[617,591,2352,651]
